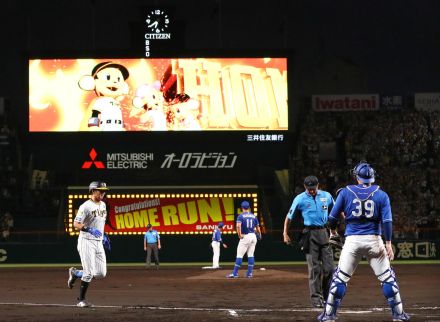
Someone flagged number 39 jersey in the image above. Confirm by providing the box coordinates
[329,184,392,237]
[236,212,259,235]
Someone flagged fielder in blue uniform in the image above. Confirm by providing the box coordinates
[283,175,336,308]
[318,161,410,322]
[227,201,262,278]
[211,222,228,268]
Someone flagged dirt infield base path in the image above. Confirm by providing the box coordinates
[0,264,439,321]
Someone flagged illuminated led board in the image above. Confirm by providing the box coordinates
[66,191,260,236]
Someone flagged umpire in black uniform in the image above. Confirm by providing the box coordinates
[283,176,336,308]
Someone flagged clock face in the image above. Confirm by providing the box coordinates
[146,10,169,33]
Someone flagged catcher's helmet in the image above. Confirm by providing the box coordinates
[352,161,375,184]
[89,181,110,193]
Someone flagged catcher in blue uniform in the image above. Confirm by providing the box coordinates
[318,162,410,322]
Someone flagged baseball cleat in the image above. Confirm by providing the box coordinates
[313,302,324,308]
[226,273,238,278]
[392,311,410,321]
[68,267,78,289]
[246,273,253,278]
[317,311,336,322]
[77,300,92,308]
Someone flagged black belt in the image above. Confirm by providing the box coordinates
[305,225,325,230]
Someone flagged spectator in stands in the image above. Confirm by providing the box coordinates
[293,109,438,239]
[1,211,13,241]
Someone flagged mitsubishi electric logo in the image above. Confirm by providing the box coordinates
[82,148,105,169]
[81,148,154,170]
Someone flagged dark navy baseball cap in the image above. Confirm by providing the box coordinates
[241,201,250,209]
[218,222,224,228]
[304,175,319,189]
[147,224,152,228]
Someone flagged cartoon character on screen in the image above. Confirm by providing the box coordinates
[160,64,204,130]
[78,61,130,131]
[130,81,168,131]
[167,95,202,130]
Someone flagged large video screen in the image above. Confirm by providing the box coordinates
[29,58,287,132]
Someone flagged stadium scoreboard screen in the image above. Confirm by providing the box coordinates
[27,57,290,186]
[29,57,287,132]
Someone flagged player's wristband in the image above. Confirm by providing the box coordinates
[81,226,90,233]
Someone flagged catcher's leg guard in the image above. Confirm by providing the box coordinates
[377,267,410,321]
[318,267,350,321]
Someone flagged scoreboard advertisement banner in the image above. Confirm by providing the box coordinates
[29,57,287,132]
[66,188,261,235]
[312,94,379,112]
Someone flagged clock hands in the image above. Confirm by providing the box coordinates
[148,21,159,29]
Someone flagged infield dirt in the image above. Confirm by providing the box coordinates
[0,264,438,321]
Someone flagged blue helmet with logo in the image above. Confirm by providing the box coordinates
[352,161,375,184]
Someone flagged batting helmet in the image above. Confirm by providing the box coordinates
[352,161,375,184]
[89,181,110,193]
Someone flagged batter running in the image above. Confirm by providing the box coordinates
[67,181,111,307]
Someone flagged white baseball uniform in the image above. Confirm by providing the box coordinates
[74,199,107,282]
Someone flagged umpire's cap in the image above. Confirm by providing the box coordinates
[218,222,225,228]
[304,175,319,189]
[89,181,110,193]
[241,201,250,209]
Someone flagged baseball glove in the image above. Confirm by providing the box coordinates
[329,235,344,250]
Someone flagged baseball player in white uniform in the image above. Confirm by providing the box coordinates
[67,181,111,307]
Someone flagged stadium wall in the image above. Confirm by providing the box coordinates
[0,235,438,264]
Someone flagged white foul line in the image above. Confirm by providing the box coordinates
[0,302,438,314]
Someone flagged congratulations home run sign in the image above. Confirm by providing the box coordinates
[66,186,261,235]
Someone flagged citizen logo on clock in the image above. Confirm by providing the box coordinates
[146,10,169,33]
